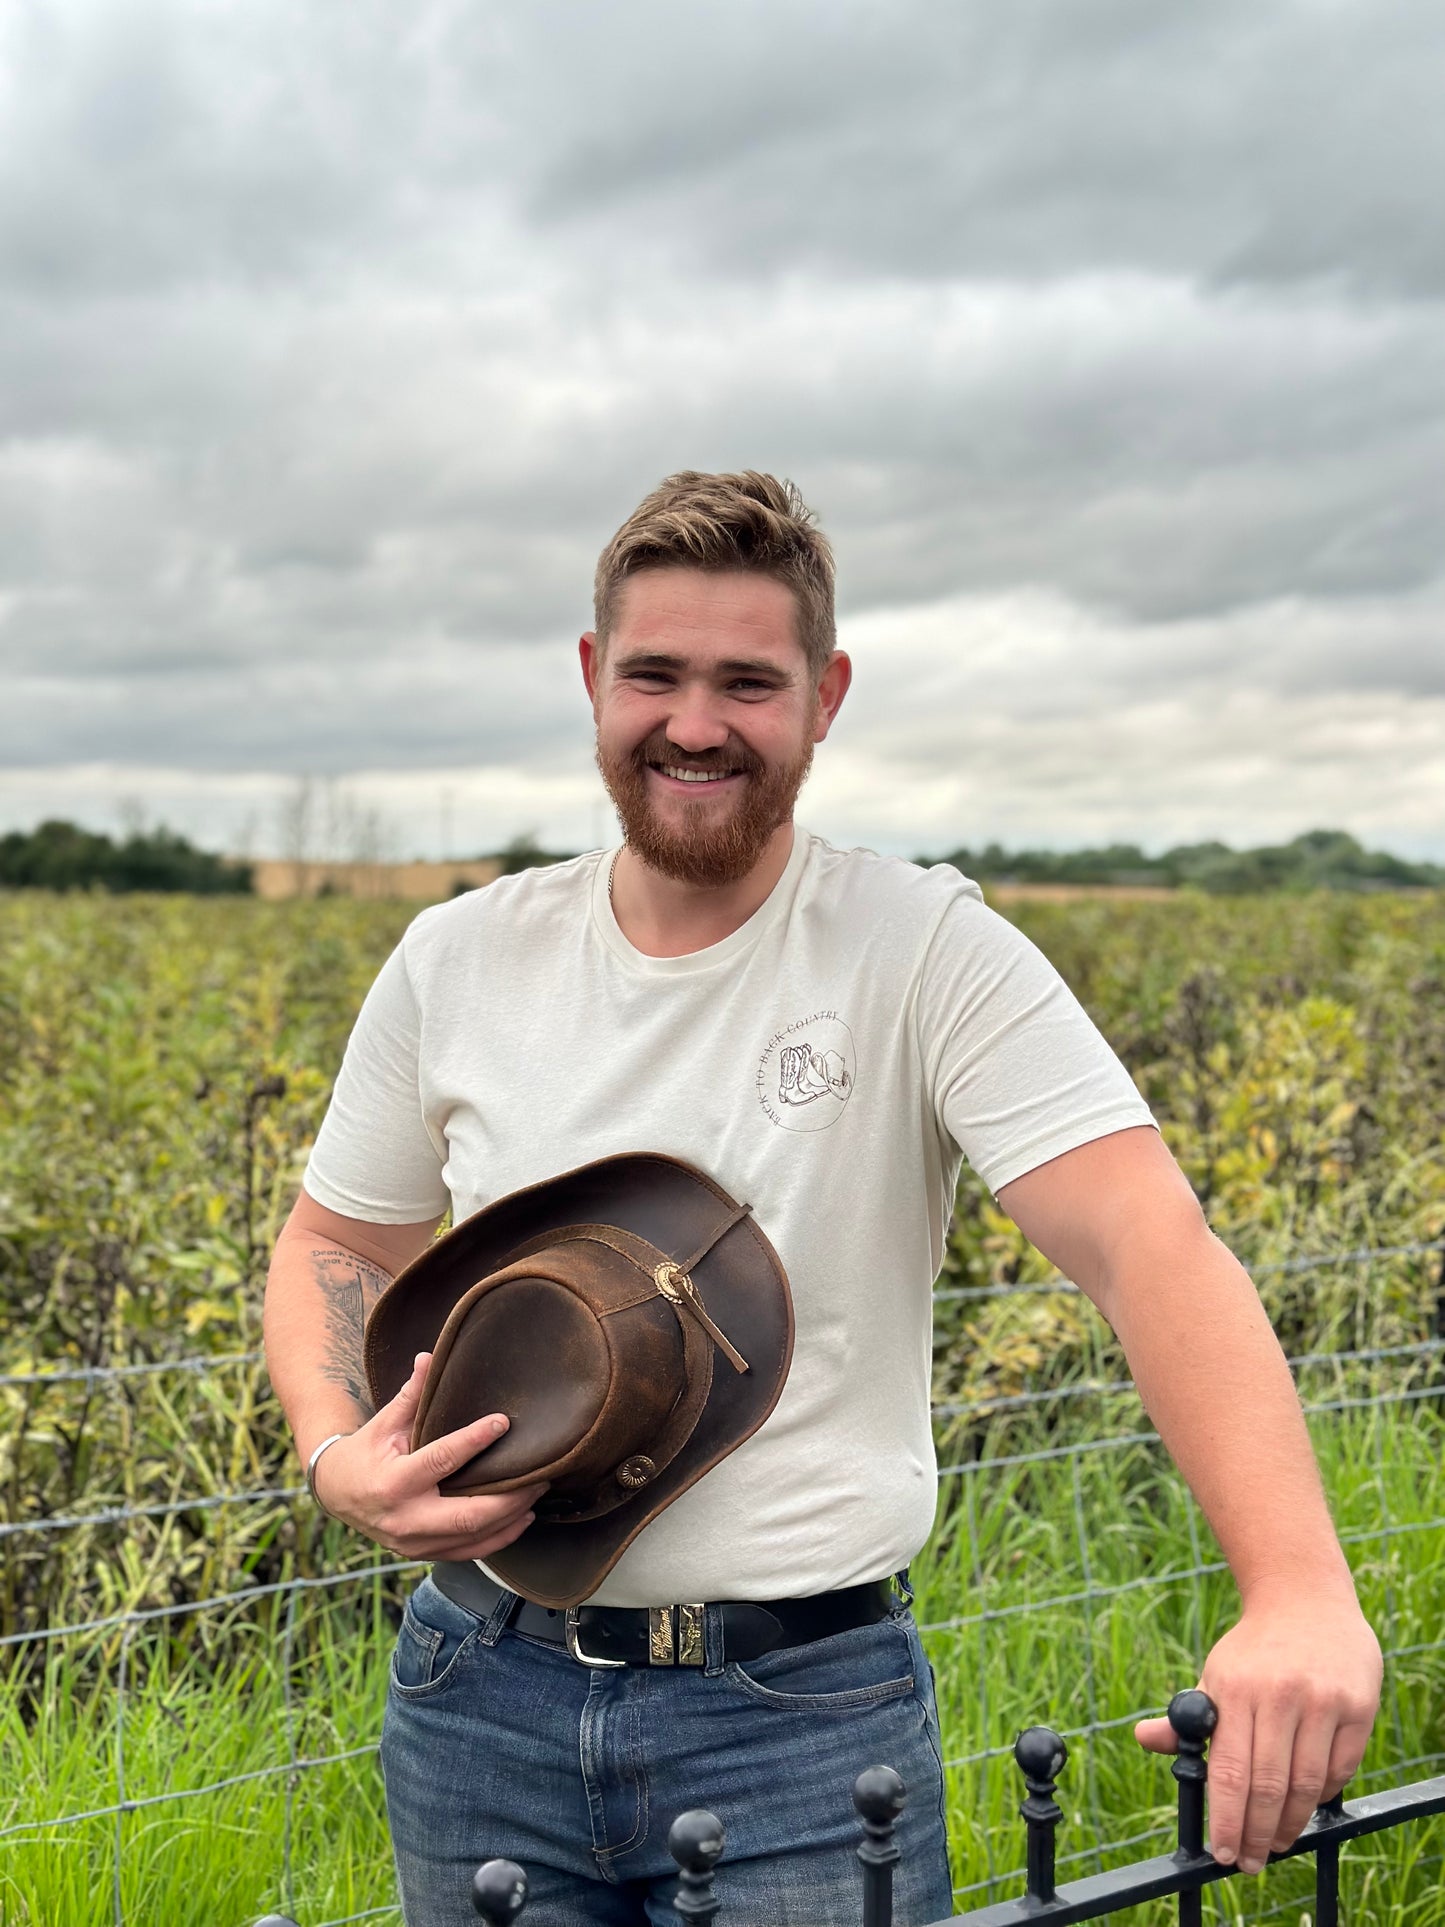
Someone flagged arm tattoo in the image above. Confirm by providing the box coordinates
[311,1246,393,1420]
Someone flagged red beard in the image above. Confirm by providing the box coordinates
[596,723,815,888]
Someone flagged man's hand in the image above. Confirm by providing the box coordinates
[1135,1591,1382,1872]
[311,1351,546,1562]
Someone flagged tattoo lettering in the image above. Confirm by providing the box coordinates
[311,1247,392,1420]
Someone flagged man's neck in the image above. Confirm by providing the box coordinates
[610,824,797,959]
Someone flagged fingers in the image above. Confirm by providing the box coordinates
[1209,1702,1372,1871]
[1137,1693,1306,1869]
[1209,1700,1327,1872]
[402,1410,517,1492]
[375,1485,548,1562]
[435,1500,544,1564]
[1323,1714,1374,1804]
[1236,1706,1300,1872]
[1270,1724,1332,1855]
[1200,1700,1253,1868]
[374,1353,521,1495]
[322,1353,539,1554]
[376,1350,432,1435]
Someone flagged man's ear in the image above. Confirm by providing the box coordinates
[579,632,602,705]
[812,651,852,743]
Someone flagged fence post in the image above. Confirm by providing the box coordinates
[472,1859,528,1923]
[668,1809,725,1922]
[1015,1726,1068,1906]
[1168,1689,1218,1927]
[855,1765,907,1927]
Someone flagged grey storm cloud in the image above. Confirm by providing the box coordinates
[511,0,1445,299]
[1,0,1441,850]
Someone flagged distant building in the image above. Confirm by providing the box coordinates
[249,858,504,901]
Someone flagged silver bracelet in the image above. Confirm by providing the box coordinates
[305,1432,350,1515]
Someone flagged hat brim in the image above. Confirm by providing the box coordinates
[363,1152,793,1607]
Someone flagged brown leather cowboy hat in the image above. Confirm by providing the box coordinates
[363,1152,794,1609]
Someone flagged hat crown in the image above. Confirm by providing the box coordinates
[415,1230,704,1519]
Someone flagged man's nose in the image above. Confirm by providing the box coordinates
[663,686,731,752]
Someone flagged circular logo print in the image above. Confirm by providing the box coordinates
[755,1011,857,1133]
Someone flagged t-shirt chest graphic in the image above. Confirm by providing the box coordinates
[755,1009,857,1132]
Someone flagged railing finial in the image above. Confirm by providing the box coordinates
[1167,1682,1219,1920]
[1015,1724,1068,1904]
[472,1858,528,1923]
[855,1766,907,1927]
[668,1809,725,1922]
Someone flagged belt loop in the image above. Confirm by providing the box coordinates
[892,1566,915,1611]
[702,1603,727,1677]
[479,1577,520,1646]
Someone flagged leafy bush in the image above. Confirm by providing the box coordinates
[1,889,1441,1671]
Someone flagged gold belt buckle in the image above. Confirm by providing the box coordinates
[646,1604,706,1666]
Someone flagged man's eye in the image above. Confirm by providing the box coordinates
[730,679,774,693]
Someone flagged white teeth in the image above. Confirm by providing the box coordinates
[662,766,732,782]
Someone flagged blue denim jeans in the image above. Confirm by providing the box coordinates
[380,1574,953,1926]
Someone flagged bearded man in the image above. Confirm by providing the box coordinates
[264,471,1381,1927]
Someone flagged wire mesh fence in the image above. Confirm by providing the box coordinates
[1,1236,1442,1926]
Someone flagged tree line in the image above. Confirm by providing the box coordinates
[0,819,1438,895]
[924,829,1443,894]
[0,820,253,893]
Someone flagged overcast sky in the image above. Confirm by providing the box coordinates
[3,0,1442,861]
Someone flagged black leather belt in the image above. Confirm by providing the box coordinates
[430,1561,899,1668]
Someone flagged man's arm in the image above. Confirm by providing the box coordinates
[997,1125,1382,1875]
[264,1190,545,1561]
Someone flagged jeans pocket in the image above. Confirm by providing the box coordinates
[389,1577,484,1699]
[723,1615,917,1712]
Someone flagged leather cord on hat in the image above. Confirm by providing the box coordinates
[675,1198,754,1275]
[652,1199,756,1375]
[652,1264,749,1374]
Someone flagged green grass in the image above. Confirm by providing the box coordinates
[0,1579,399,1927]
[918,1396,1445,1923]
[2,1398,1441,1927]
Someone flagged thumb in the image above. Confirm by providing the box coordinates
[378,1351,432,1434]
[1134,1715,1180,1754]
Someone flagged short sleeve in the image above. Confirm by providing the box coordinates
[917,895,1157,1196]
[301,939,451,1223]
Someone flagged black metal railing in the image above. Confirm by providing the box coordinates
[256,1687,1445,1927]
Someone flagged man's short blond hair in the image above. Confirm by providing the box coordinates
[593,471,836,679]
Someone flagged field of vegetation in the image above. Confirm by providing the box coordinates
[1,887,1442,1925]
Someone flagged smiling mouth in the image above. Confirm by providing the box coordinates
[654,765,741,784]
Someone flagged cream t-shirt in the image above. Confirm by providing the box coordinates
[303,829,1156,1604]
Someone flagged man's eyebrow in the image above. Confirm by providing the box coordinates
[612,650,794,680]
[612,651,685,674]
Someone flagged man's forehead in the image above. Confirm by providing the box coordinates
[608,567,804,661]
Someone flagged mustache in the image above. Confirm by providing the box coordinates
[631,729,764,778]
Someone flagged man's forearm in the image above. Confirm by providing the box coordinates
[263,1228,393,1459]
[1001,1131,1378,1864]
[1101,1220,1356,1602]
[262,1220,540,1560]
